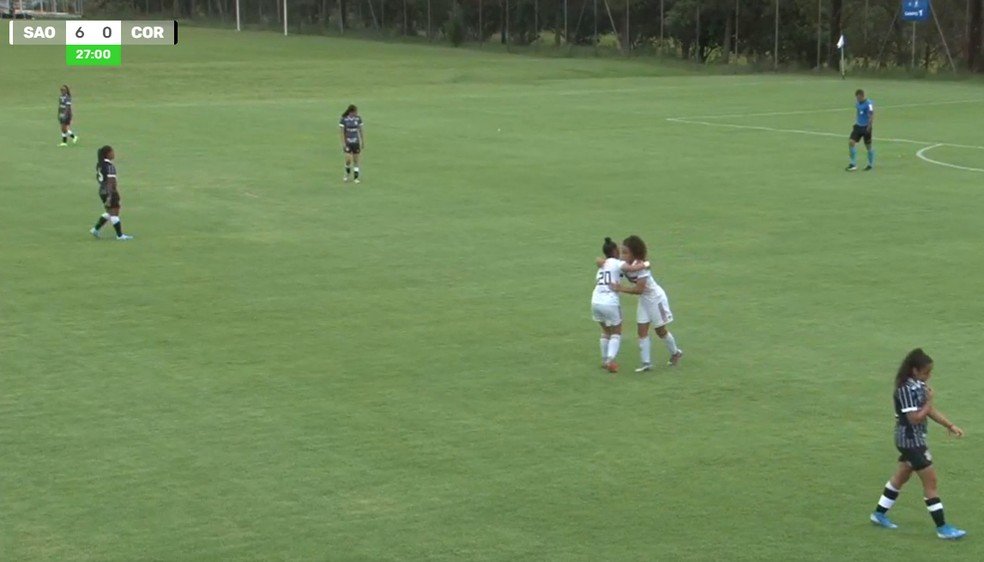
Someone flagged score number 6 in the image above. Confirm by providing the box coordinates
[75,26,113,38]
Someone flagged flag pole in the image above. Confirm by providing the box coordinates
[838,34,846,79]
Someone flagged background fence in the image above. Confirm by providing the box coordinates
[59,0,984,72]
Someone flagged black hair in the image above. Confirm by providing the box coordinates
[855,89,865,97]
[61,84,71,96]
[342,104,357,118]
[602,237,618,258]
[98,145,113,162]
[895,348,933,389]
[622,235,647,261]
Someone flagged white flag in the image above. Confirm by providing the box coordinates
[836,34,845,49]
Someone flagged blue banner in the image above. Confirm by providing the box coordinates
[901,0,930,22]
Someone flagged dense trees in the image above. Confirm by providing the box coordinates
[93,0,983,72]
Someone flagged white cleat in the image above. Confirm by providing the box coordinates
[669,350,684,367]
[354,178,361,184]
[90,227,100,238]
[343,176,349,182]
[116,234,134,241]
[72,135,79,145]
[634,364,652,373]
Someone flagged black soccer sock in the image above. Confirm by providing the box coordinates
[354,167,360,179]
[94,216,108,230]
[69,132,76,139]
[925,497,946,527]
[113,221,123,237]
[345,165,351,176]
[875,482,900,514]
[62,134,67,143]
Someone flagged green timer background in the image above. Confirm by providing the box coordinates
[3,23,984,561]
[66,45,123,66]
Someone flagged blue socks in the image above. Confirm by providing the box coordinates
[867,148,875,166]
[849,145,858,165]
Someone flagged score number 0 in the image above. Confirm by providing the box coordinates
[76,26,114,39]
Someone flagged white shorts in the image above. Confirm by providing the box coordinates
[637,295,673,327]
[591,303,622,327]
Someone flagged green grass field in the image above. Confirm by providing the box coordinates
[3,25,984,561]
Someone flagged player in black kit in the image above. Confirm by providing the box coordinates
[339,104,364,184]
[58,85,78,147]
[868,348,966,539]
[90,145,133,240]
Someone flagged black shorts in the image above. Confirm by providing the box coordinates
[344,142,361,155]
[59,114,72,126]
[100,190,120,209]
[897,446,933,471]
[850,124,872,144]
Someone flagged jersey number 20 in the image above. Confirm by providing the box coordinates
[596,271,613,285]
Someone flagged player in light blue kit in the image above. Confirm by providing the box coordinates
[847,89,875,172]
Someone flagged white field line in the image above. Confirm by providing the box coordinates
[671,98,984,120]
[665,117,984,149]
[668,99,984,173]
[916,144,984,173]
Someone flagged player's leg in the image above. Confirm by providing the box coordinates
[343,149,352,181]
[847,136,859,171]
[914,465,965,539]
[598,322,610,367]
[91,195,111,237]
[864,137,875,170]
[107,201,132,240]
[654,325,682,367]
[353,151,361,183]
[60,122,69,146]
[634,305,652,372]
[604,307,622,372]
[870,461,913,528]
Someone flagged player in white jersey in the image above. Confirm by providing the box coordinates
[591,238,624,373]
[592,237,650,373]
[610,235,683,371]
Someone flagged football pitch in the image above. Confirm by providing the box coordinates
[3,26,984,560]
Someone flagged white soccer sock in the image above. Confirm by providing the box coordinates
[607,335,621,362]
[639,336,651,365]
[600,338,609,362]
[877,481,900,511]
[662,332,680,355]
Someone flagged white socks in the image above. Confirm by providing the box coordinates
[639,336,652,365]
[607,335,621,363]
[661,332,679,355]
[600,338,609,362]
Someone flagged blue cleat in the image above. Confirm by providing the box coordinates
[870,512,898,529]
[936,524,967,540]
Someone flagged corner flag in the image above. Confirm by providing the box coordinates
[837,35,846,78]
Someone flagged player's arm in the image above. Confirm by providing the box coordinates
[867,107,874,131]
[105,176,118,195]
[339,123,346,148]
[902,386,932,424]
[610,278,646,295]
[620,260,651,273]
[358,125,365,149]
[924,387,964,436]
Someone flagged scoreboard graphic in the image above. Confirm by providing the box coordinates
[8,20,178,66]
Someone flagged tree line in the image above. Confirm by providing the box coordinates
[94,0,984,72]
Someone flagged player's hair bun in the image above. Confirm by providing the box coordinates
[604,237,613,244]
